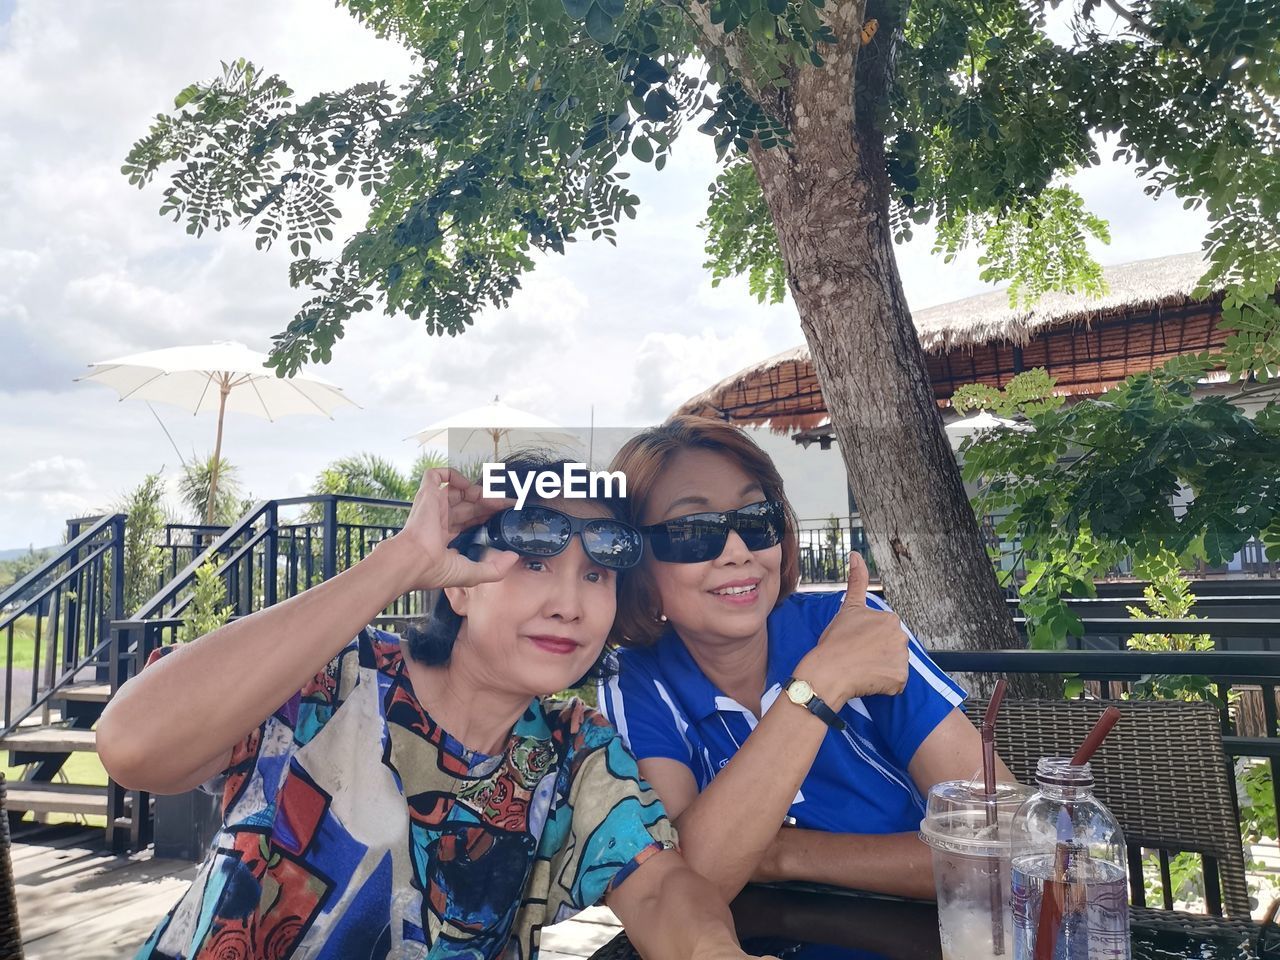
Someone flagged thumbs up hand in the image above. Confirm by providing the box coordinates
[795,552,912,708]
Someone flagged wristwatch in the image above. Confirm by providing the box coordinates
[782,677,846,731]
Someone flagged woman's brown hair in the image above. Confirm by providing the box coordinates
[608,415,801,647]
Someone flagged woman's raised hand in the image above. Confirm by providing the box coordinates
[801,552,911,705]
[384,467,520,592]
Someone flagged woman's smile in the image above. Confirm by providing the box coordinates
[707,577,762,606]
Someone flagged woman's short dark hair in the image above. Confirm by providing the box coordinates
[402,451,624,687]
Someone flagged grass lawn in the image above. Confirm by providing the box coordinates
[1,614,39,670]
[5,748,109,829]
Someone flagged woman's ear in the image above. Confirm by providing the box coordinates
[443,585,469,616]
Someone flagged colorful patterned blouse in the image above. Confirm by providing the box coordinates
[136,628,678,960]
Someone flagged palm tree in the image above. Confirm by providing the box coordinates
[309,451,450,526]
[179,454,247,527]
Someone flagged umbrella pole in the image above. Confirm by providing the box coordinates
[206,379,229,525]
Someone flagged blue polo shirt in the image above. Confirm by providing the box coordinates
[598,590,966,835]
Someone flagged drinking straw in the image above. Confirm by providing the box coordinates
[981,679,1008,955]
[1071,706,1122,766]
[1033,707,1124,960]
[1034,840,1071,960]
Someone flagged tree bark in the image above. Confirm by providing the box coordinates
[692,0,1048,696]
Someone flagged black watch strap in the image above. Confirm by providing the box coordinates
[784,677,847,731]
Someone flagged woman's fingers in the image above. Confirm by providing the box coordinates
[449,493,516,537]
[447,548,521,587]
[847,550,871,599]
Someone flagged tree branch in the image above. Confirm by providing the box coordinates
[1099,0,1158,39]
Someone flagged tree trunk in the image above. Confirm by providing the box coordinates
[729,0,1047,697]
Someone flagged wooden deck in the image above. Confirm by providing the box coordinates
[12,824,621,959]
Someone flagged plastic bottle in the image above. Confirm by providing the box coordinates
[1010,758,1129,960]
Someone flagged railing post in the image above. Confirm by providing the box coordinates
[106,619,131,852]
[65,534,81,673]
[322,497,338,582]
[98,516,126,682]
[264,502,278,608]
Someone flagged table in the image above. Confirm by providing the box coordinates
[588,885,1278,960]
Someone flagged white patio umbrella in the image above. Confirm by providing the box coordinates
[76,341,358,522]
[944,410,1032,452]
[408,396,581,461]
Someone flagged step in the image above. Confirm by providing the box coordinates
[56,682,112,704]
[5,782,118,816]
[1,726,96,753]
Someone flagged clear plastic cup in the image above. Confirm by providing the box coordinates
[920,779,1035,960]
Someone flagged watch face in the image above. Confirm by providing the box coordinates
[787,679,813,705]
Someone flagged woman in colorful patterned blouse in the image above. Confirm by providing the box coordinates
[98,458,760,960]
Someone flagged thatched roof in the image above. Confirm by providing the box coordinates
[677,251,1216,430]
[914,250,1211,352]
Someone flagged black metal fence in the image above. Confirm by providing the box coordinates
[796,515,1279,585]
[0,514,124,733]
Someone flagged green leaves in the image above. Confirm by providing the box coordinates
[700,161,788,304]
[585,3,617,43]
[961,363,1280,648]
[173,83,202,109]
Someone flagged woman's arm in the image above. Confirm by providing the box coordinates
[636,704,834,902]
[754,829,935,899]
[606,850,761,960]
[748,709,1017,898]
[97,469,516,795]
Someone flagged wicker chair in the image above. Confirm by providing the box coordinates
[967,698,1250,918]
[0,774,23,960]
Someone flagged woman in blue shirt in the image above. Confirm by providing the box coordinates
[599,417,1012,902]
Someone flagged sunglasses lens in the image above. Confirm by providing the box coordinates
[648,515,729,564]
[734,501,784,550]
[499,507,571,556]
[582,521,644,569]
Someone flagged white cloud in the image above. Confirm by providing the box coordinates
[5,455,95,493]
[627,327,775,420]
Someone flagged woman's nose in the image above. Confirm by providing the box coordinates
[716,528,753,564]
[544,572,585,621]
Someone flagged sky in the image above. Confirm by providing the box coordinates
[0,0,1212,551]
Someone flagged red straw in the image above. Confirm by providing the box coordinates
[981,679,1009,955]
[1071,706,1122,766]
[1034,843,1071,960]
[981,679,1008,798]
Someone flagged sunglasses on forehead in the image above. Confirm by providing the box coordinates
[640,499,786,564]
[464,505,645,570]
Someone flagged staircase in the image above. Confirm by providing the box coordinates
[1,496,418,853]
[0,514,124,830]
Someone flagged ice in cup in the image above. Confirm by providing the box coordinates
[920,779,1035,960]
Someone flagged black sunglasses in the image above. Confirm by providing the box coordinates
[641,499,786,564]
[468,505,644,570]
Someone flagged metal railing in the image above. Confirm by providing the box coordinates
[0,514,125,734]
[795,516,1279,585]
[105,494,422,850]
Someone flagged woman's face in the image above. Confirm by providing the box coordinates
[641,448,782,647]
[448,498,619,698]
